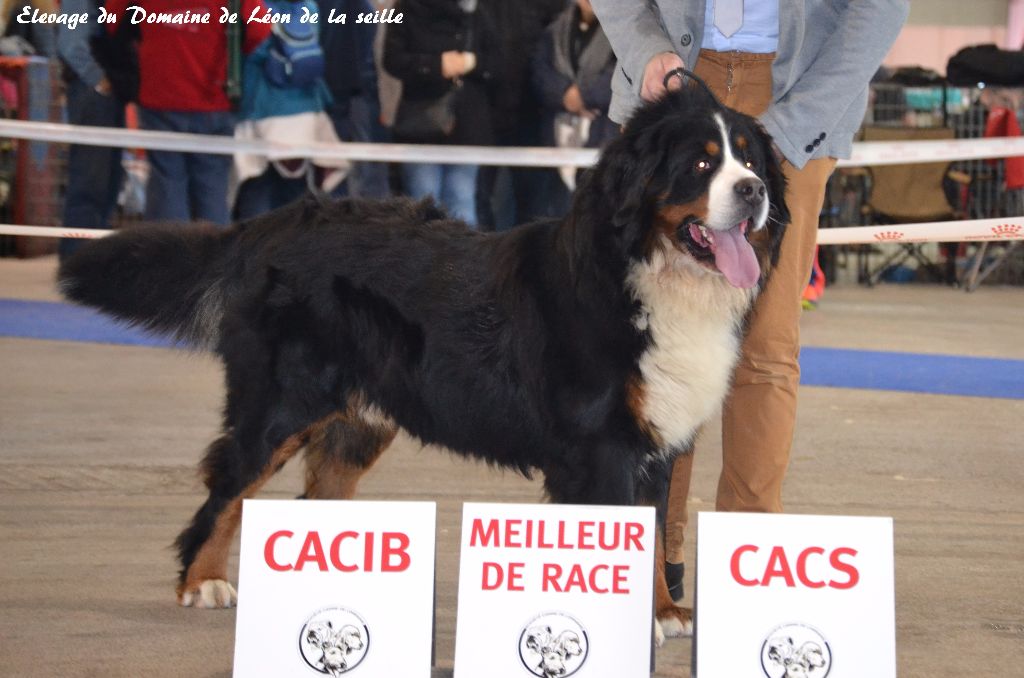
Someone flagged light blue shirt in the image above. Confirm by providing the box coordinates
[702,0,779,53]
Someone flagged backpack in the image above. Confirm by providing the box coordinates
[264,0,325,88]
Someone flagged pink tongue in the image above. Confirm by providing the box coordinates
[709,224,760,288]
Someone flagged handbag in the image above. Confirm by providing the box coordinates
[393,82,461,141]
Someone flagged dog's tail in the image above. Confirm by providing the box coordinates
[58,224,236,348]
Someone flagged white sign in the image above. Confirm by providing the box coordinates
[233,499,436,678]
[695,512,895,678]
[453,502,656,678]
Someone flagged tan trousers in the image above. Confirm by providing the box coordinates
[664,50,838,564]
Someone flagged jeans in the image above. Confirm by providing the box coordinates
[328,92,390,199]
[59,78,125,260]
[138,108,234,225]
[233,165,309,221]
[402,163,478,226]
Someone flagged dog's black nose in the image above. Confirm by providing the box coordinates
[734,177,766,207]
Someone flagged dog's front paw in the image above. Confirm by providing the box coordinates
[656,604,693,639]
[177,579,237,609]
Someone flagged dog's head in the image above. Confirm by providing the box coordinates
[525,626,584,678]
[305,622,364,675]
[575,86,789,291]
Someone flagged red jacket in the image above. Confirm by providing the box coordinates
[105,0,271,112]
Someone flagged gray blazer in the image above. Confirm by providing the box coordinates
[590,0,910,168]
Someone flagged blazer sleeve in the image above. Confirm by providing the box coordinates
[56,0,104,87]
[589,0,676,97]
[760,0,910,167]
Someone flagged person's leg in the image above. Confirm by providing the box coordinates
[138,108,189,222]
[716,155,836,512]
[441,163,479,226]
[402,162,443,204]
[186,111,234,225]
[664,156,835,608]
[233,169,275,221]
[346,92,391,199]
[59,78,125,259]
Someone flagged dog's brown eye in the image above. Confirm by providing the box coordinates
[696,159,710,172]
[744,160,753,169]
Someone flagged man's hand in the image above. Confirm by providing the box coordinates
[641,52,686,102]
[563,85,596,120]
[94,77,113,96]
[562,85,584,113]
[441,51,464,79]
[442,51,476,79]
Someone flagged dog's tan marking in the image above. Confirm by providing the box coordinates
[625,376,663,448]
[735,134,748,151]
[178,433,306,604]
[304,400,397,499]
[705,140,721,157]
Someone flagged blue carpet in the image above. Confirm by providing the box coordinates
[2,298,1022,399]
[799,347,1024,399]
[0,298,175,348]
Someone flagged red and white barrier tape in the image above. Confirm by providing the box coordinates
[2,219,1022,245]
[3,119,1024,168]
[814,217,1024,245]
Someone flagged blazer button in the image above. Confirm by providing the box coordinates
[818,132,826,141]
[681,33,692,46]
[805,144,814,153]
[813,139,821,147]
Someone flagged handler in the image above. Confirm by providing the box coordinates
[589,0,910,631]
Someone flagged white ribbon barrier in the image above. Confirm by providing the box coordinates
[3,219,1022,245]
[0,119,598,169]
[4,118,1024,168]
[815,217,1024,245]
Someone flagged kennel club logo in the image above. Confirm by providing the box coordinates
[760,623,832,678]
[299,607,370,676]
[518,612,589,678]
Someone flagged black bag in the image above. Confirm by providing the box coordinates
[947,44,1024,87]
[393,84,460,141]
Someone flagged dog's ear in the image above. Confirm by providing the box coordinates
[755,125,790,267]
[598,130,667,257]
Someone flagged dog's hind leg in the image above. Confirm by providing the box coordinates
[303,400,398,500]
[175,429,307,608]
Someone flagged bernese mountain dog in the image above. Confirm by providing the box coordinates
[59,85,788,643]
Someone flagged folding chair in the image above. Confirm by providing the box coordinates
[859,126,969,286]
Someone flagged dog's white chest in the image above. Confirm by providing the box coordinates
[637,311,741,452]
[628,255,753,453]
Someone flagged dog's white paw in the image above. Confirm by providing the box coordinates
[656,605,693,640]
[179,579,237,609]
[659,611,693,638]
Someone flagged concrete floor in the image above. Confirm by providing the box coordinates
[1,256,1022,677]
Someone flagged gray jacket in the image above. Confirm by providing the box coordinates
[590,0,910,168]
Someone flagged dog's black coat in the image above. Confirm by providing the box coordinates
[59,88,788,583]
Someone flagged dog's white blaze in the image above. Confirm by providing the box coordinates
[629,242,755,453]
[707,113,769,231]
